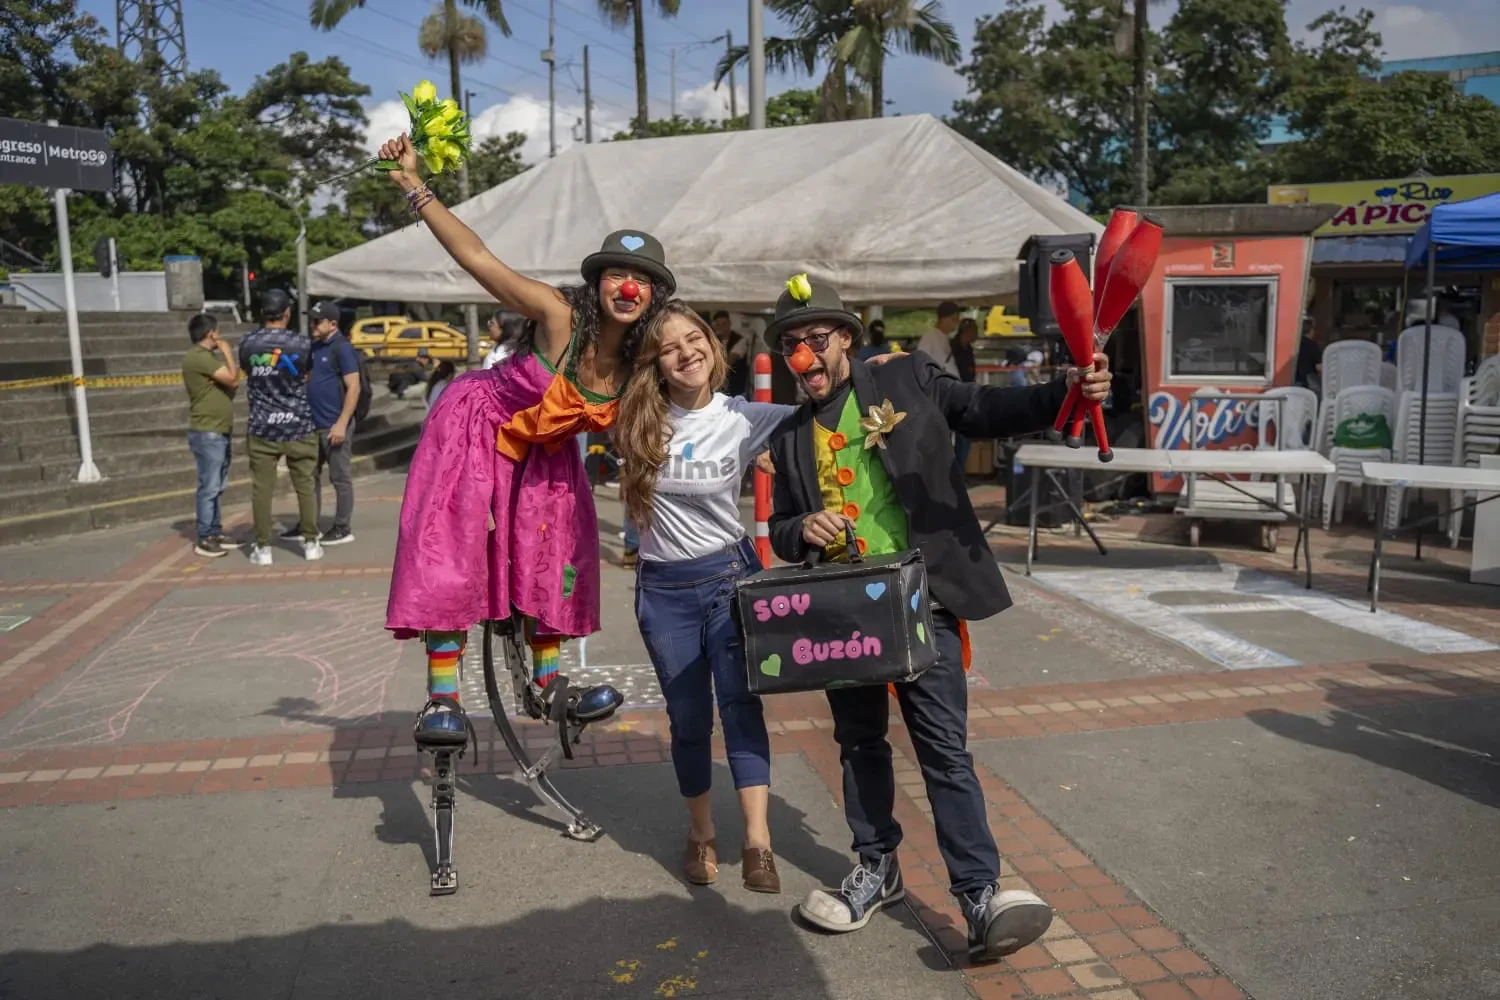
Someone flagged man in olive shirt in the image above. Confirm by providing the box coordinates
[182,313,240,557]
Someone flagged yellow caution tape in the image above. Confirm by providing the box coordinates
[0,371,183,392]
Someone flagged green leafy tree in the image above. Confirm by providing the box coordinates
[608,88,821,141]
[596,0,681,136]
[715,0,958,119]
[1279,71,1500,183]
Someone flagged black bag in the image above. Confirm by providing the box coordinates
[334,334,373,422]
[734,523,938,695]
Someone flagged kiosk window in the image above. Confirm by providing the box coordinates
[1165,279,1276,381]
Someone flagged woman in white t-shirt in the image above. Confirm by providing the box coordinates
[614,301,794,894]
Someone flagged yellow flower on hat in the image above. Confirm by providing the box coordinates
[786,273,813,303]
[859,399,907,450]
[412,80,439,105]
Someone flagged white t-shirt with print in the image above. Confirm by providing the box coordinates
[637,393,794,564]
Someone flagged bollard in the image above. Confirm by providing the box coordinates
[753,353,773,567]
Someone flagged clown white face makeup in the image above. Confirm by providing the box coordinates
[656,313,715,403]
[780,323,852,401]
[598,266,655,325]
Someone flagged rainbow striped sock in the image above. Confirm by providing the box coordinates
[425,630,465,705]
[530,636,560,689]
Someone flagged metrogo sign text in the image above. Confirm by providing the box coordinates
[0,117,113,192]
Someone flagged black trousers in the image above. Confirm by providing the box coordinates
[824,608,998,896]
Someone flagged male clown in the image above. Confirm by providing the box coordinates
[764,276,1112,961]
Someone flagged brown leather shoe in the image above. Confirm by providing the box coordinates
[742,847,780,893]
[684,837,718,885]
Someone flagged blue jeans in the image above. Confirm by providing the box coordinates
[187,431,231,542]
[623,515,639,552]
[954,434,972,476]
[826,610,998,896]
[635,537,769,798]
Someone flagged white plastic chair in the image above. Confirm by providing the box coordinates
[1380,362,1399,392]
[1315,340,1385,457]
[1396,324,1466,395]
[1321,385,1396,530]
[1384,391,1458,532]
[1257,386,1318,452]
[1447,364,1500,545]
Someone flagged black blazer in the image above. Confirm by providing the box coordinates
[767,352,1067,622]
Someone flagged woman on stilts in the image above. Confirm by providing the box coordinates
[374,132,676,745]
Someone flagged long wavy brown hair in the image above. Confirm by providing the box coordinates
[614,301,729,531]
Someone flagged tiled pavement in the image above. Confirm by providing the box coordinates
[3,482,1498,1000]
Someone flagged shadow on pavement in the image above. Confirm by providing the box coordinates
[1246,664,1500,810]
[1002,542,1223,572]
[260,701,858,900]
[0,893,840,1000]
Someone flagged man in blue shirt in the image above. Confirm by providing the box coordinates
[239,289,321,566]
[290,301,361,546]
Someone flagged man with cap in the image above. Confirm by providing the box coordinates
[285,301,361,546]
[763,274,1112,961]
[239,289,322,566]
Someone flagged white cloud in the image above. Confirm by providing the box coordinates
[672,79,749,121]
[1369,4,1470,60]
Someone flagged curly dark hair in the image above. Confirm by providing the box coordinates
[510,280,671,376]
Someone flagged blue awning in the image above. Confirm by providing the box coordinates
[1312,235,1408,265]
[1405,191,1500,270]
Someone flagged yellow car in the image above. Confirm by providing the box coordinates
[349,315,410,352]
[370,320,490,360]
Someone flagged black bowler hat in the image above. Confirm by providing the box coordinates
[764,274,864,348]
[580,229,676,295]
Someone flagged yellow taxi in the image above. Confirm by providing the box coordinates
[349,315,410,352]
[369,320,490,360]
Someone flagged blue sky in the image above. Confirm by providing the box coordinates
[78,0,1500,165]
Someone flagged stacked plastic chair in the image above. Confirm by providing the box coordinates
[1380,362,1399,392]
[1381,325,1468,533]
[1447,356,1500,546]
[1257,386,1318,452]
[1314,341,1384,455]
[1322,385,1397,529]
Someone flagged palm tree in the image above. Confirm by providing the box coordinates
[596,0,682,136]
[310,0,511,113]
[715,0,959,119]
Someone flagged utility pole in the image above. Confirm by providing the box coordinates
[583,45,594,142]
[1131,0,1149,206]
[463,87,479,363]
[748,0,765,129]
[726,29,737,119]
[670,48,677,118]
[543,0,557,158]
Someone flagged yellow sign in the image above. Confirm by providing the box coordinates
[1268,173,1500,235]
[983,306,1032,337]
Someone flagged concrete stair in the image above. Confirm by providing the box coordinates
[0,310,422,545]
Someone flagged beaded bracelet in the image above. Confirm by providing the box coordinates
[405,184,436,214]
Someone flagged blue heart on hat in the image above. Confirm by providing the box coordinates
[620,235,645,252]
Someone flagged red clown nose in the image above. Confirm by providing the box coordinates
[618,279,641,301]
[788,342,818,374]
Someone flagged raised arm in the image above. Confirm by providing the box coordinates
[909,351,1108,440]
[380,133,571,359]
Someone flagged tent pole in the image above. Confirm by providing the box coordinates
[1415,242,1436,560]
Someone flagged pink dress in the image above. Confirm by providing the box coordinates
[386,349,611,639]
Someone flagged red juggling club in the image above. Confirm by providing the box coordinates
[1092,209,1138,319]
[1047,249,1109,459]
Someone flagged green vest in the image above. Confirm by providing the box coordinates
[815,392,909,558]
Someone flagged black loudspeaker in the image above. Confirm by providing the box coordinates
[1016,233,1095,337]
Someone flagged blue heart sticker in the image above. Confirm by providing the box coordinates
[865,583,886,600]
[682,442,694,460]
[910,593,919,611]
[620,234,645,252]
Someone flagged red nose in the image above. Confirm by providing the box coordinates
[618,280,641,301]
[789,343,817,374]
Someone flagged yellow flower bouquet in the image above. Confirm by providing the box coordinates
[329,79,474,183]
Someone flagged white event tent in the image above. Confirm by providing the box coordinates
[308,113,1102,309]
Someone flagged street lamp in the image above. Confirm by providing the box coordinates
[248,186,308,334]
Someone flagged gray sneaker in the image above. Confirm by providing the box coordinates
[798,853,904,933]
[962,883,1053,960]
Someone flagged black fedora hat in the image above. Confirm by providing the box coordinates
[580,229,676,295]
[764,274,863,348]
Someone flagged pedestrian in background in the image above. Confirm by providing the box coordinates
[240,289,321,566]
[857,319,890,361]
[424,360,457,417]
[291,301,360,546]
[916,301,963,377]
[182,313,240,558]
